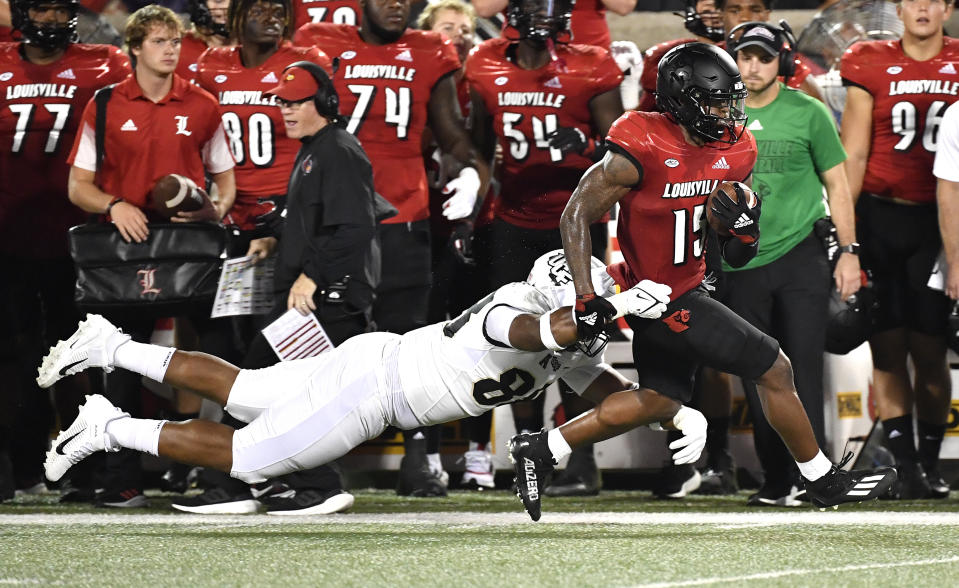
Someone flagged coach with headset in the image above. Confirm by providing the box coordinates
[722,22,860,506]
[247,61,389,355]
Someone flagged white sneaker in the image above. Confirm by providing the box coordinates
[461,449,495,489]
[427,453,450,488]
[44,394,129,482]
[37,314,130,388]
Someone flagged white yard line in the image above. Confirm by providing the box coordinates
[631,555,959,587]
[1,511,958,526]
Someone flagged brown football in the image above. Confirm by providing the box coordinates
[706,181,758,233]
[149,174,205,219]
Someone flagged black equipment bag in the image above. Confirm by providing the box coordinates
[69,223,227,317]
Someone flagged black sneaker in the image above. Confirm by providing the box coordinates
[263,489,355,515]
[654,463,702,499]
[171,486,259,514]
[159,463,198,494]
[396,455,448,497]
[96,488,147,508]
[924,466,951,499]
[886,461,932,500]
[544,447,600,497]
[508,430,555,522]
[803,453,897,508]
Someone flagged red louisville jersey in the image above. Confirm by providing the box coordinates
[292,0,361,29]
[197,42,331,230]
[841,38,959,204]
[294,23,460,223]
[605,111,756,297]
[0,42,131,257]
[466,38,622,228]
[177,32,212,82]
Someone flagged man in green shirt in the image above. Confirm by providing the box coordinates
[725,22,862,506]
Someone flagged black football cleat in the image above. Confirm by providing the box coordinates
[544,446,600,497]
[508,430,555,522]
[924,466,951,499]
[803,453,897,509]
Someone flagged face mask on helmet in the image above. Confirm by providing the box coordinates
[12,0,79,51]
[656,43,749,144]
[190,0,229,38]
[680,0,725,43]
[527,249,615,357]
[507,0,574,43]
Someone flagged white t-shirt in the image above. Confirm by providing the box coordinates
[934,101,959,182]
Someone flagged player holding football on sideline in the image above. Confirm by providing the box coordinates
[294,0,488,496]
[840,0,958,499]
[177,0,231,81]
[509,42,899,521]
[0,0,130,500]
[462,0,623,495]
[38,253,709,509]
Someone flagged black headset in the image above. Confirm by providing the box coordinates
[727,20,797,82]
[282,60,340,120]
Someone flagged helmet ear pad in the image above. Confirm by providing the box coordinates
[284,61,339,119]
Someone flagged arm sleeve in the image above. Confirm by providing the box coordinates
[720,234,758,268]
[934,102,959,181]
[808,98,847,174]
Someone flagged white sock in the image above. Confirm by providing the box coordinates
[468,441,487,452]
[796,450,833,482]
[105,417,167,456]
[113,340,175,383]
[547,428,572,462]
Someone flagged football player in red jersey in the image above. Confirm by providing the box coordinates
[291,0,360,29]
[0,0,130,500]
[176,0,349,516]
[177,0,231,81]
[295,0,487,497]
[508,43,900,521]
[472,0,636,50]
[465,0,623,495]
[840,0,958,500]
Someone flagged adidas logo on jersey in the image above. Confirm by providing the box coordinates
[940,63,957,74]
[747,119,763,131]
[395,49,413,62]
[57,68,75,80]
[544,76,562,89]
[121,119,138,132]
[261,71,278,83]
[733,213,753,229]
[712,157,731,170]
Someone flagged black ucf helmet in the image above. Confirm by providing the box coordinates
[507,0,574,43]
[656,42,748,144]
[11,0,79,50]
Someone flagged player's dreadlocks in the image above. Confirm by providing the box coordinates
[228,0,294,42]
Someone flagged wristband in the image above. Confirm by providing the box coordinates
[539,312,565,351]
[105,197,123,214]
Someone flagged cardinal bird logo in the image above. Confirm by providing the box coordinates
[663,309,691,333]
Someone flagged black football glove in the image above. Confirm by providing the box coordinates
[547,127,590,157]
[573,293,616,340]
[710,184,761,245]
[448,220,475,266]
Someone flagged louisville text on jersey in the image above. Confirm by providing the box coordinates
[218,90,278,106]
[343,64,415,81]
[888,79,959,96]
[661,179,720,199]
[496,91,566,108]
[6,83,77,99]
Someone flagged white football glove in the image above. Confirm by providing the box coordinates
[441,167,480,220]
[606,279,671,319]
[669,406,708,465]
[610,40,642,73]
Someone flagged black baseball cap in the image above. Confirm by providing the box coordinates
[732,23,784,57]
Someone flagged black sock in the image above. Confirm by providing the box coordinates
[425,425,442,455]
[705,417,730,469]
[882,415,918,464]
[917,420,946,472]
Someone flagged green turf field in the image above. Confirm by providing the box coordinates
[2,490,958,587]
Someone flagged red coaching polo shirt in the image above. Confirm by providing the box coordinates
[68,73,234,208]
